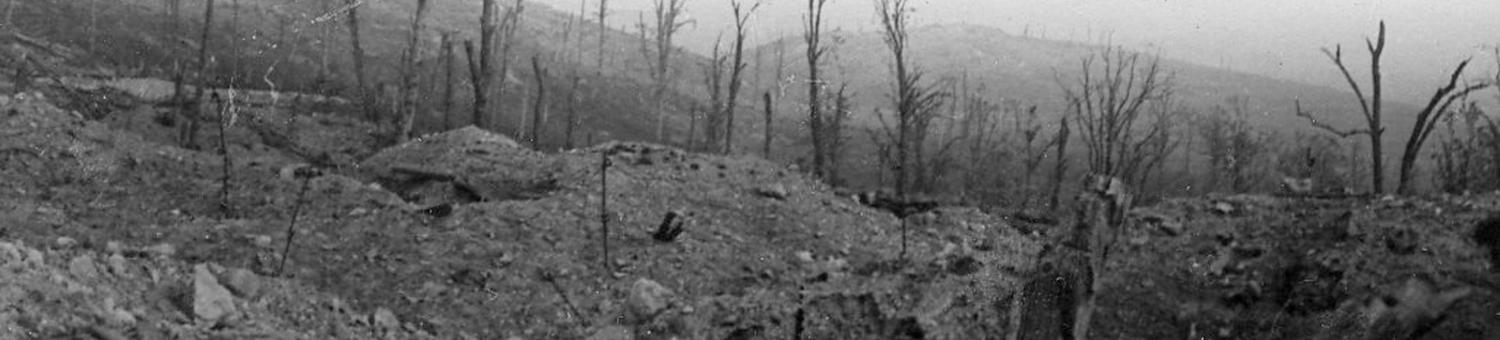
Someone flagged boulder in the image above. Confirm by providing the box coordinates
[627,278,674,321]
[192,264,237,321]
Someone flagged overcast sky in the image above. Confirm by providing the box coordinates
[531,0,1500,103]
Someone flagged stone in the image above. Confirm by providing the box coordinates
[585,325,633,340]
[68,255,100,280]
[105,241,124,254]
[192,264,237,321]
[55,236,77,248]
[250,235,274,249]
[144,243,176,258]
[106,254,130,278]
[371,308,400,331]
[627,278,674,321]
[794,250,815,263]
[753,184,789,200]
[1211,202,1235,215]
[221,268,265,299]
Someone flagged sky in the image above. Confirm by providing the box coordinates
[530,0,1500,104]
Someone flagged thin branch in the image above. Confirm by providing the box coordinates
[1294,100,1372,138]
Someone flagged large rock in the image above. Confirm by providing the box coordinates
[192,264,237,321]
[627,278,674,321]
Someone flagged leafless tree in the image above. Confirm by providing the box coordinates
[440,32,456,130]
[496,0,525,133]
[642,0,690,142]
[1048,115,1071,212]
[700,37,728,152]
[875,0,947,197]
[183,0,216,150]
[723,1,757,154]
[1058,45,1173,185]
[398,0,431,142]
[1195,97,1268,193]
[596,0,608,75]
[530,54,548,149]
[1396,58,1491,194]
[346,0,373,122]
[1294,21,1386,193]
[805,0,831,177]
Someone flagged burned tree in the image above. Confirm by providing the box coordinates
[496,0,525,133]
[642,0,689,142]
[398,0,430,142]
[346,0,373,122]
[804,0,830,177]
[529,54,548,149]
[1294,21,1387,193]
[468,0,498,129]
[1058,45,1173,185]
[699,38,728,153]
[874,0,947,197]
[722,1,757,155]
[1396,58,1491,194]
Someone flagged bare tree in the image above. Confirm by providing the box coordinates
[700,37,728,153]
[823,83,853,186]
[1196,97,1268,193]
[1396,58,1491,194]
[440,32,456,130]
[875,0,947,197]
[645,0,689,142]
[564,75,582,149]
[399,0,431,142]
[530,54,548,149]
[762,91,773,157]
[1294,21,1386,193]
[805,0,830,177]
[1058,45,1173,185]
[1048,115,1071,212]
[468,0,499,129]
[596,0,608,75]
[346,0,373,122]
[496,0,526,133]
[723,1,758,155]
[183,0,217,150]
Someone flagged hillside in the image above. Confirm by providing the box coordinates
[749,24,1430,191]
[5,0,720,147]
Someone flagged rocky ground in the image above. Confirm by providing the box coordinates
[1,78,1498,340]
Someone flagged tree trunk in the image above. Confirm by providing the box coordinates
[596,0,607,76]
[530,54,548,150]
[347,2,372,122]
[762,91,773,158]
[565,74,581,149]
[186,0,216,150]
[472,0,498,129]
[399,0,430,142]
[441,33,456,130]
[465,40,486,128]
[496,0,524,131]
[1050,117,1072,212]
[805,0,826,178]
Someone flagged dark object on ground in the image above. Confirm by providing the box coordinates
[420,203,453,218]
[654,210,687,242]
[1011,212,1059,225]
[854,191,939,218]
[449,268,489,288]
[1474,216,1500,271]
[1385,228,1418,255]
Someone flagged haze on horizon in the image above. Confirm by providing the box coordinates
[531,0,1500,105]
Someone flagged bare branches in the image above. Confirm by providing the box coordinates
[1398,57,1494,193]
[1294,100,1374,138]
[1060,45,1172,181]
[1307,21,1386,193]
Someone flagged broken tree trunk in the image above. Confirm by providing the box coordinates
[399,0,430,142]
[530,54,548,150]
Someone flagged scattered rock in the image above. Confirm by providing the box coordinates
[143,243,176,258]
[192,264,238,321]
[794,250,815,263]
[105,253,130,278]
[627,278,674,321]
[68,255,100,280]
[1211,202,1235,215]
[249,235,274,249]
[1384,228,1418,255]
[105,241,124,254]
[220,268,265,299]
[753,184,789,200]
[585,325,633,340]
[371,308,400,331]
[55,236,78,248]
